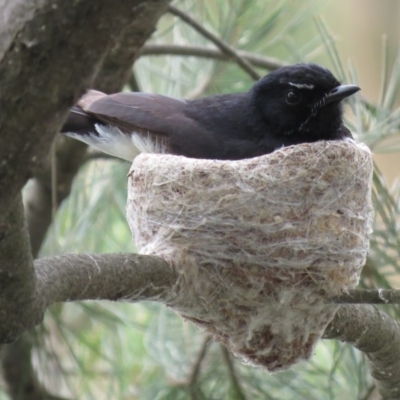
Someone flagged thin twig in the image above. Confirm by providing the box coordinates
[220,345,247,400]
[188,334,211,400]
[168,5,261,81]
[140,44,286,71]
[378,34,388,107]
[186,73,215,99]
[328,289,400,305]
[50,140,58,219]
[128,71,141,92]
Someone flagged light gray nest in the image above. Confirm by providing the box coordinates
[127,140,373,372]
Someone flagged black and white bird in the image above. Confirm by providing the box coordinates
[61,63,360,161]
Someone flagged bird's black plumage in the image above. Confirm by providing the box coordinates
[61,63,360,161]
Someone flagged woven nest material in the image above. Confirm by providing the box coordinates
[127,140,373,372]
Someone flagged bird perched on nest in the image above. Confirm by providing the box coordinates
[61,63,360,161]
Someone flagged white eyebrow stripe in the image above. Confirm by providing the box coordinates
[288,82,315,89]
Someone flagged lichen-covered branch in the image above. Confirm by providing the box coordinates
[0,196,40,343]
[324,305,400,398]
[329,288,400,305]
[0,0,169,221]
[0,2,171,398]
[0,253,178,343]
[35,253,178,305]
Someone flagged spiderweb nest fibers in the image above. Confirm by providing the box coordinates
[127,140,373,372]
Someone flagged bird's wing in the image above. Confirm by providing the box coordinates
[81,90,188,135]
[63,90,259,160]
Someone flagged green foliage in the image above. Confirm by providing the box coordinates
[26,0,400,399]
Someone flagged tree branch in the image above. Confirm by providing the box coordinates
[220,346,247,400]
[0,0,169,221]
[35,253,178,305]
[24,138,88,258]
[168,5,261,81]
[140,44,287,71]
[329,289,400,305]
[0,196,40,343]
[324,305,400,398]
[187,335,211,399]
[0,252,178,344]
[0,2,171,398]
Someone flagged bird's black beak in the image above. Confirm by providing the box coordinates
[325,85,361,105]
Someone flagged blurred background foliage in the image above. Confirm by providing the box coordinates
[3,0,400,398]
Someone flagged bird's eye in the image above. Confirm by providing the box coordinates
[286,90,301,105]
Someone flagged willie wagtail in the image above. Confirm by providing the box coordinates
[61,63,360,161]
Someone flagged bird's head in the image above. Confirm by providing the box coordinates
[250,63,360,141]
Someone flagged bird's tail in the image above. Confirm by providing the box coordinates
[61,107,99,136]
[61,107,142,161]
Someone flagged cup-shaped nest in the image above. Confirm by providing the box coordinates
[127,140,373,371]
